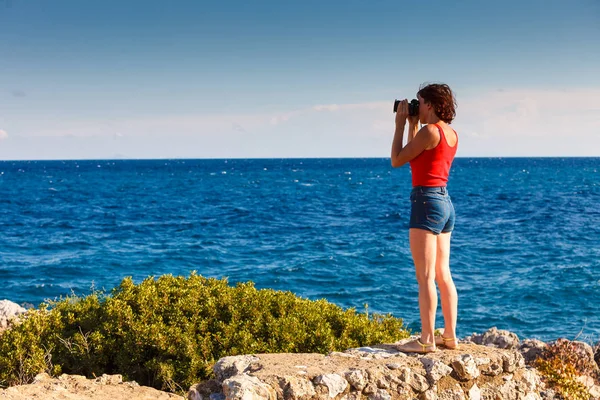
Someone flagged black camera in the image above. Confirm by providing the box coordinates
[393,99,419,116]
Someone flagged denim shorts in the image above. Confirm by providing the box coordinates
[409,186,455,235]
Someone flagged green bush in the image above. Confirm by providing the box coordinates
[0,273,409,393]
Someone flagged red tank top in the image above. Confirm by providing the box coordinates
[409,123,458,187]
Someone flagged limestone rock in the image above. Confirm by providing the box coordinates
[189,342,549,400]
[398,367,412,385]
[451,355,480,380]
[363,383,377,395]
[480,359,503,376]
[0,373,182,400]
[313,374,348,398]
[367,389,391,400]
[571,340,600,374]
[420,390,439,400]
[408,372,429,393]
[467,383,480,400]
[344,369,367,391]
[521,369,541,393]
[95,373,123,385]
[519,339,547,364]
[222,374,276,400]
[468,327,520,350]
[438,384,465,400]
[214,355,261,382]
[589,383,600,400]
[502,351,525,373]
[280,375,316,400]
[0,300,27,329]
[421,358,453,384]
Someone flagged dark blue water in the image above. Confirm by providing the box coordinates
[1,158,599,342]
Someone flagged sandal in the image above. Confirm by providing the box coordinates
[434,329,460,349]
[395,339,437,354]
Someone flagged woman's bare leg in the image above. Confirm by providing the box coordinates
[409,228,438,345]
[435,232,458,347]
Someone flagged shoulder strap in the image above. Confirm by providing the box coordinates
[433,123,446,142]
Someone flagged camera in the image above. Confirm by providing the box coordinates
[393,99,419,116]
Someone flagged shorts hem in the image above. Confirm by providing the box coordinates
[409,225,442,235]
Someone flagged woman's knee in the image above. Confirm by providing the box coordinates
[416,270,436,286]
[435,271,454,285]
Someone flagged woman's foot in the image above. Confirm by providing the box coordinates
[434,329,459,350]
[396,339,437,354]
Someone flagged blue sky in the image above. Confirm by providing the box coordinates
[0,0,599,159]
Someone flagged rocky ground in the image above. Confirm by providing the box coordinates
[191,329,599,400]
[0,373,183,400]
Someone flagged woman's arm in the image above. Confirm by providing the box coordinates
[406,122,419,144]
[391,121,406,166]
[391,124,437,168]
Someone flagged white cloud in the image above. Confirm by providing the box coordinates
[3,87,599,159]
[0,130,7,140]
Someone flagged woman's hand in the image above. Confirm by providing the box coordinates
[407,113,419,126]
[395,99,409,126]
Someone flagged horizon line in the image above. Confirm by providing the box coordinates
[1,156,599,162]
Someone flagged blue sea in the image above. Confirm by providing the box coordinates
[1,158,599,343]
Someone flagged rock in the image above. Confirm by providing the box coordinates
[363,383,377,395]
[188,343,548,400]
[385,363,401,370]
[520,339,547,364]
[187,388,202,400]
[522,394,543,400]
[467,383,480,400]
[496,380,519,400]
[95,373,123,385]
[222,374,276,400]
[408,372,429,393]
[0,373,182,399]
[589,384,600,399]
[0,300,27,330]
[539,388,558,399]
[210,394,226,400]
[480,360,503,376]
[463,332,483,345]
[438,384,465,400]
[521,369,541,393]
[451,355,480,380]
[280,376,316,400]
[421,358,453,384]
[368,389,391,400]
[398,367,412,385]
[33,373,53,383]
[571,340,600,374]
[313,374,348,398]
[375,376,390,390]
[344,369,367,391]
[420,390,439,400]
[502,351,525,373]
[213,355,261,382]
[473,327,520,349]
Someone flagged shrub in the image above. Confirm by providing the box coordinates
[534,338,597,400]
[0,273,409,393]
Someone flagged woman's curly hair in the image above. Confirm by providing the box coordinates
[417,83,457,123]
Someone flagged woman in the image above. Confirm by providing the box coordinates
[390,83,459,353]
